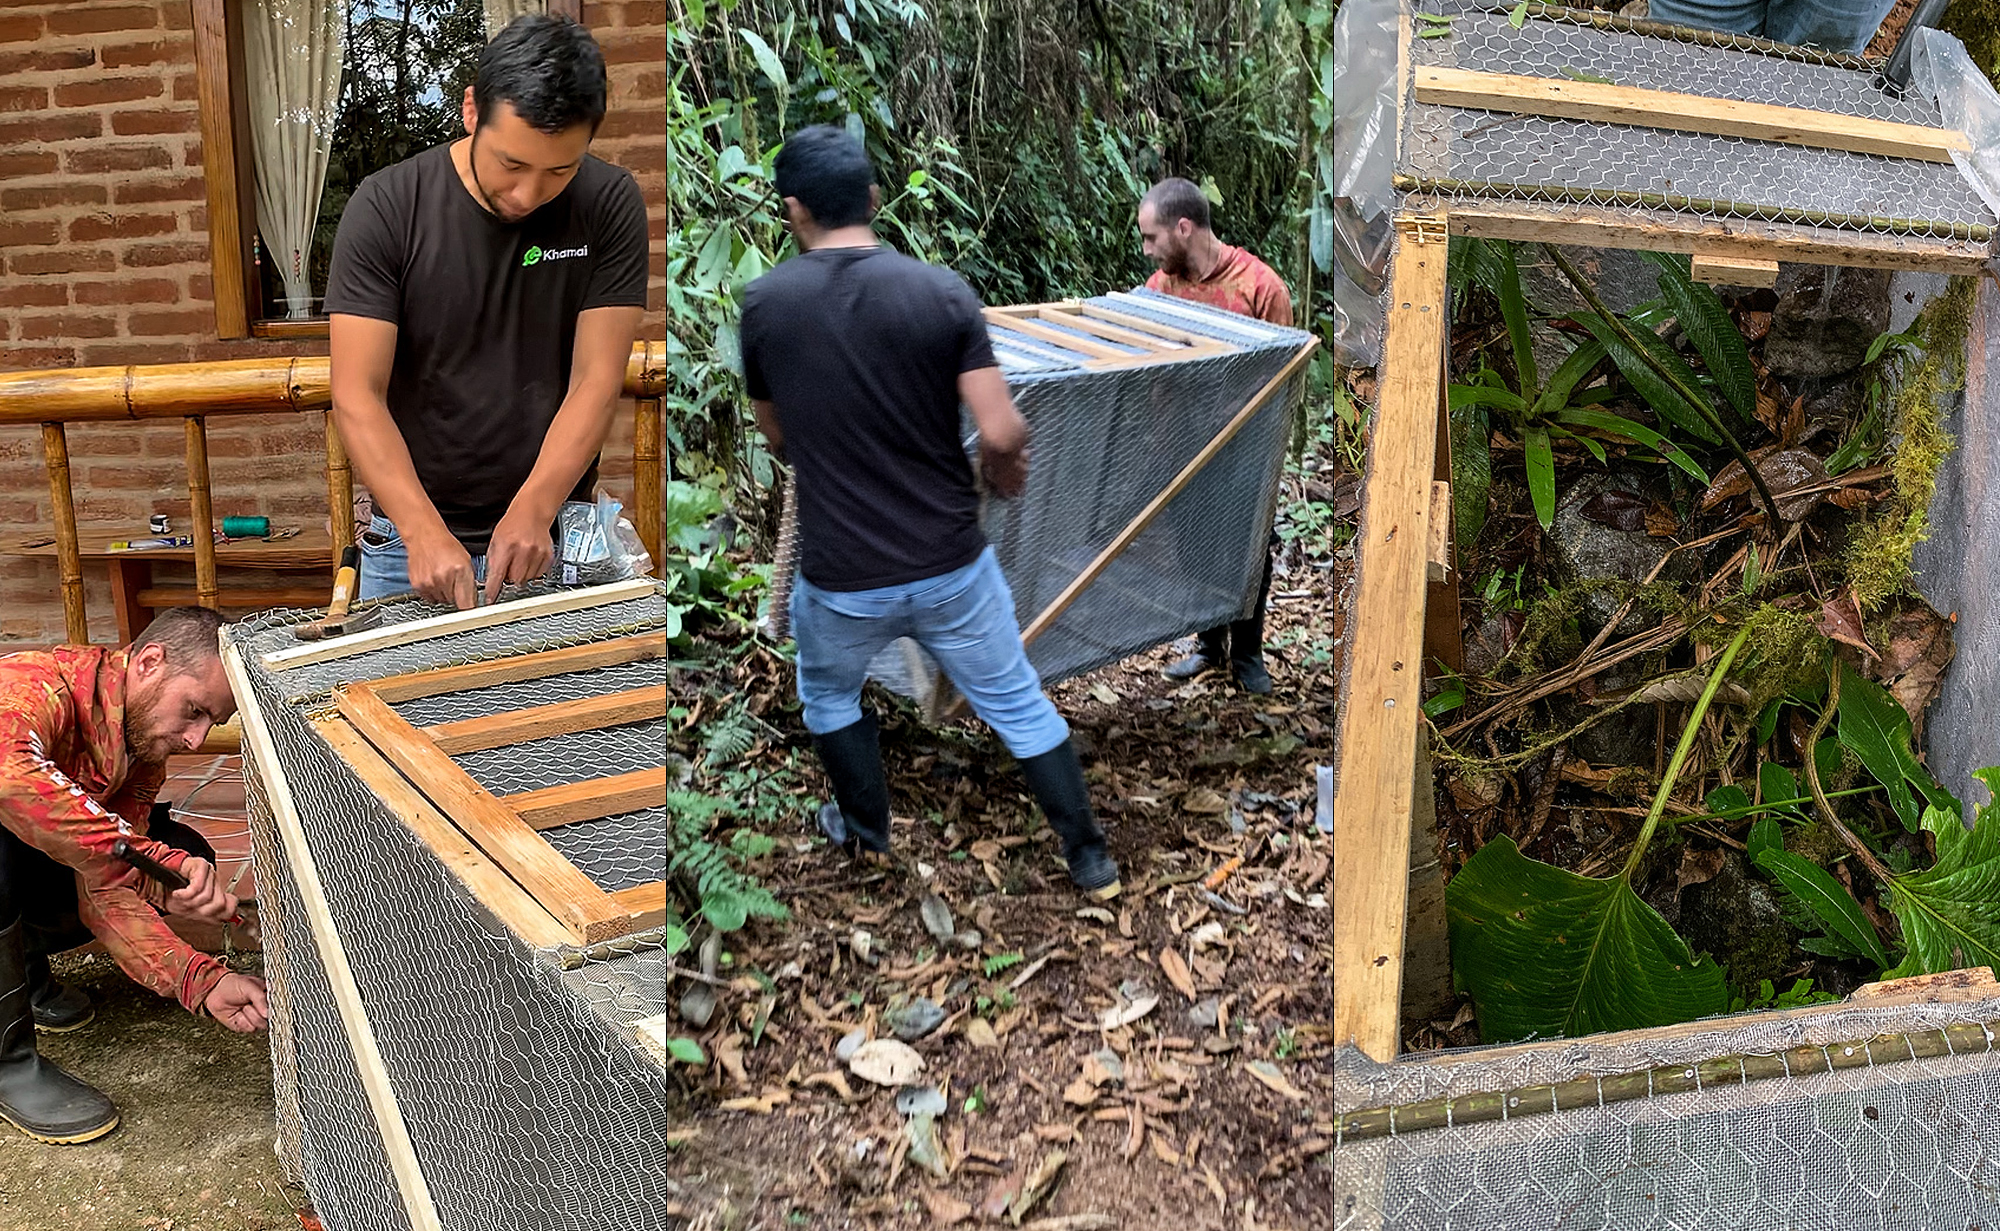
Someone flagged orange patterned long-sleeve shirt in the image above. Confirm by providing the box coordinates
[1144,243,1295,327]
[0,646,226,1015]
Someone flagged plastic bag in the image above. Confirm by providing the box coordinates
[1330,0,1403,365]
[548,495,654,587]
[1911,28,2000,223]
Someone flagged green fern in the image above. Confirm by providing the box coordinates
[983,951,1024,978]
[666,791,788,933]
[702,710,757,768]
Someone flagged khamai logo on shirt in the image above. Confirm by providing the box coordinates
[522,244,589,267]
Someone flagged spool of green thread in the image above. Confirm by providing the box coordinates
[222,516,270,538]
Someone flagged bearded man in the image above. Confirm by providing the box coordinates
[0,606,267,1144]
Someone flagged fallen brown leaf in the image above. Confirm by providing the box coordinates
[1159,947,1198,1001]
[1676,845,1726,894]
[920,1189,974,1225]
[1063,1076,1099,1107]
[1009,1150,1068,1225]
[1245,1061,1307,1101]
[1182,788,1229,815]
[1815,590,1878,661]
[965,1018,1000,1049]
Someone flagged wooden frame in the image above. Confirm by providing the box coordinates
[1334,13,2000,1064]
[980,300,1240,372]
[1413,66,1968,163]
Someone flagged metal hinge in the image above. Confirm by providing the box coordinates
[1398,214,1449,246]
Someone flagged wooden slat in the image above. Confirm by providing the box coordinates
[1441,199,1990,275]
[220,646,443,1231]
[1038,308,1181,351]
[368,631,670,703]
[1414,66,1967,162]
[1331,214,1451,1062]
[42,423,87,645]
[984,311,1132,361]
[315,717,572,949]
[609,881,668,933]
[1690,252,1781,288]
[1074,303,1206,345]
[263,577,660,670]
[337,683,631,944]
[422,686,667,756]
[190,0,257,340]
[186,416,219,611]
[506,768,670,829]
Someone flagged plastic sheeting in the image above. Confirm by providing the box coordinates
[1332,0,1402,365]
[1911,27,2000,225]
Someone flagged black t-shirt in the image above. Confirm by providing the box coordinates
[323,143,650,553]
[741,247,997,591]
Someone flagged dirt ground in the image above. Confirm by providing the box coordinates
[664,571,1336,1229]
[0,947,299,1231]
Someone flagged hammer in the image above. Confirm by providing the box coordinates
[112,838,248,928]
[292,544,383,640]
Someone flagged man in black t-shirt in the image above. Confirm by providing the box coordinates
[325,15,649,609]
[743,126,1121,902]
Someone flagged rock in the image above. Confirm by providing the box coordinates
[1515,246,1665,316]
[885,996,946,1042]
[895,1085,948,1117]
[849,1039,925,1087]
[1461,611,1521,677]
[677,984,717,1029]
[1187,997,1221,1032]
[919,895,956,944]
[951,930,983,951]
[1764,265,1892,378]
[1675,850,1794,995]
[904,1111,948,1178]
[835,1029,868,1062]
[1547,469,1690,633]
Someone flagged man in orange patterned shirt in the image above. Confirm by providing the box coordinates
[1139,177,1294,693]
[0,606,266,1144]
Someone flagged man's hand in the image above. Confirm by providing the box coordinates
[165,857,240,925]
[204,972,269,1032]
[981,444,1029,499]
[483,501,556,605]
[405,525,479,610]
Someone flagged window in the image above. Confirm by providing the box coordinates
[191,0,579,339]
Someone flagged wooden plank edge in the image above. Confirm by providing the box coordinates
[421,685,669,756]
[219,643,444,1231]
[370,629,670,703]
[506,767,670,830]
[313,716,572,950]
[261,578,661,670]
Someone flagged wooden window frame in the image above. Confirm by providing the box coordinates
[190,0,585,341]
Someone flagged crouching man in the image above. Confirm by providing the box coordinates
[0,606,267,1144]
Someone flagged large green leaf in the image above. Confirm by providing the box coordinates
[1753,848,1891,971]
[1447,836,1729,1042]
[1883,769,2000,978]
[1494,242,1539,398]
[1451,403,1492,551]
[1523,423,1556,530]
[1574,311,1721,444]
[1642,252,1757,423]
[1836,662,1958,830]
[1530,340,1608,418]
[1447,384,1527,415]
[1553,408,1709,483]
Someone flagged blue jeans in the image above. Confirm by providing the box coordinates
[356,514,488,602]
[1645,0,1897,52]
[790,547,1071,760]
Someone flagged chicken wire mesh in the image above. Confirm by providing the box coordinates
[865,290,1314,708]
[1334,991,2000,1229]
[1398,2,1997,244]
[224,582,673,1231]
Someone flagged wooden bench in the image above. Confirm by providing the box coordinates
[2,528,337,643]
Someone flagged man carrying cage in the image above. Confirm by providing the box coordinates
[743,125,1122,903]
[1136,177,1296,695]
[0,606,267,1145]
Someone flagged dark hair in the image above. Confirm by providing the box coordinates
[1143,177,1211,231]
[131,606,228,671]
[475,15,608,135]
[773,126,876,230]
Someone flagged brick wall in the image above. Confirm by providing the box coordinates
[0,0,665,642]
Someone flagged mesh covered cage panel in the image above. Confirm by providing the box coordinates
[226,585,674,1231]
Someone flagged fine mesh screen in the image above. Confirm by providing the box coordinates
[225,584,673,1231]
[1399,3,1998,241]
[1335,994,2000,1228]
[867,290,1313,707]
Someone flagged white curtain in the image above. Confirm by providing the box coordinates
[244,0,346,320]
[485,0,545,41]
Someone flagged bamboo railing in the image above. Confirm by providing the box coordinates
[0,343,668,644]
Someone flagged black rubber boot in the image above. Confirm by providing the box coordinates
[1164,627,1229,681]
[28,953,92,1035]
[1228,540,1275,695]
[0,918,117,1144]
[1017,741,1122,902]
[812,712,893,855]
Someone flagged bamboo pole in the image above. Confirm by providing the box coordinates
[0,345,665,425]
[185,415,218,612]
[41,423,87,645]
[632,396,662,572]
[324,413,353,565]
